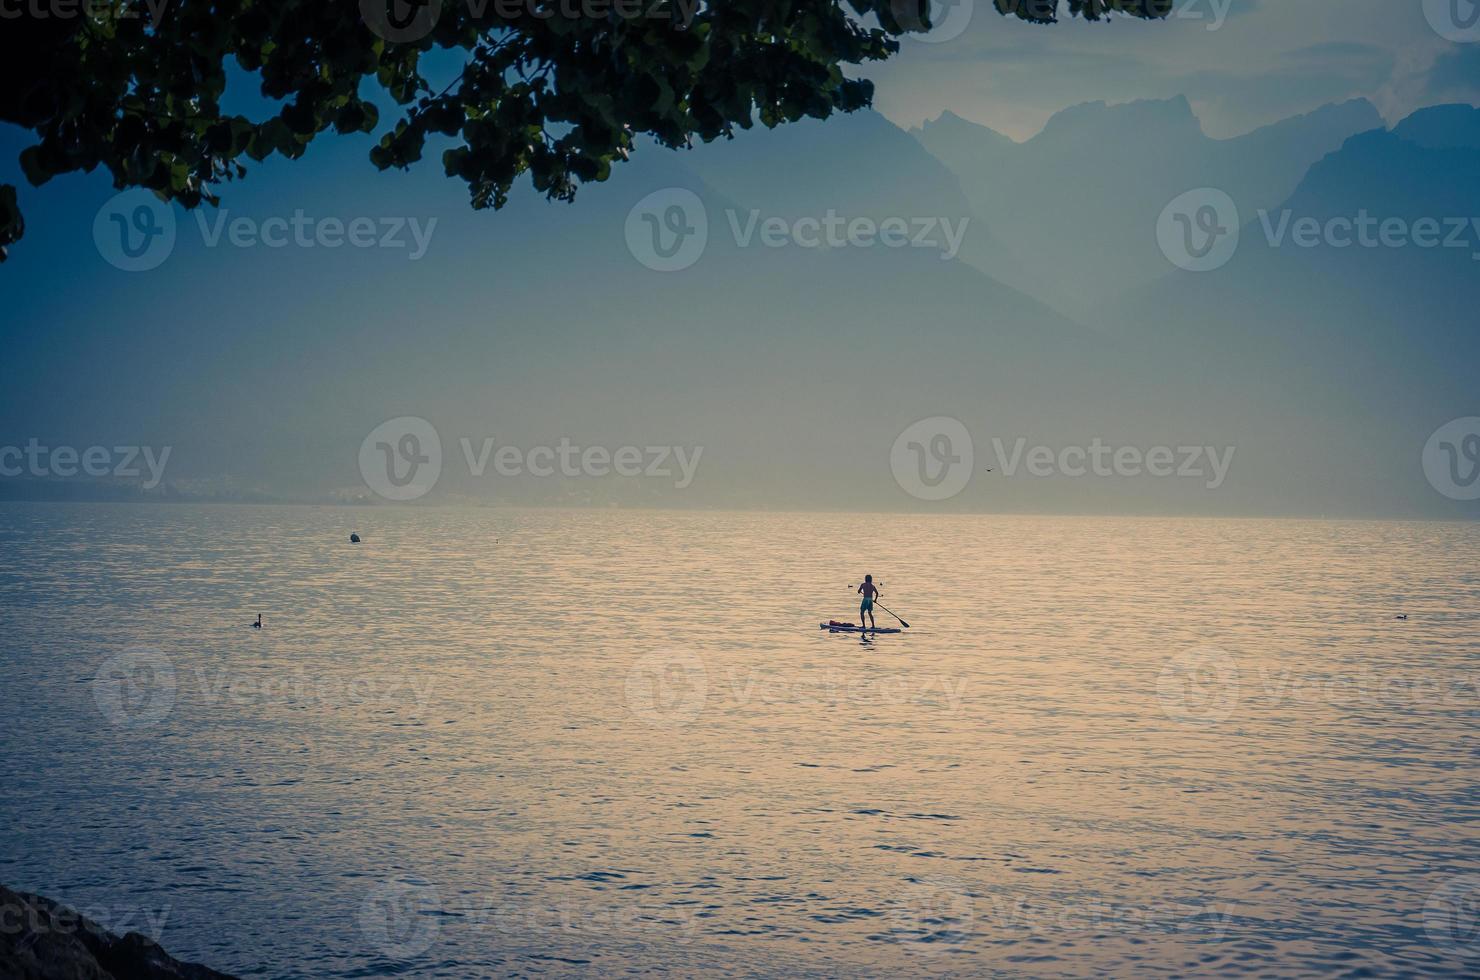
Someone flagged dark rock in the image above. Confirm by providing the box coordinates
[0,884,239,980]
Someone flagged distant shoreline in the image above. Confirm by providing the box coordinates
[0,494,1475,523]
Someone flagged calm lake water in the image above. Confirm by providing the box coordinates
[1,503,1477,977]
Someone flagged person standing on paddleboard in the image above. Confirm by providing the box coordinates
[858,575,880,631]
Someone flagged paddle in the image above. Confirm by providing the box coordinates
[850,585,910,629]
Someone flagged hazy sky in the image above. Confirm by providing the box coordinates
[2,1,1478,517]
[865,0,1480,138]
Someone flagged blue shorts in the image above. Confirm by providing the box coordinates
[860,597,874,612]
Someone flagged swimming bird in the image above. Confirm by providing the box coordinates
[1395,614,1408,620]
[350,533,361,543]
[253,614,262,629]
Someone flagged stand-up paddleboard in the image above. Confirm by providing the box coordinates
[820,622,902,634]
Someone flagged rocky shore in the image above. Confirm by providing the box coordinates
[0,885,238,979]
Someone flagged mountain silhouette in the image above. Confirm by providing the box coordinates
[1104,104,1480,517]
[914,97,1384,319]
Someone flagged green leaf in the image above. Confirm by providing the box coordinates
[0,0,1169,257]
[19,147,51,187]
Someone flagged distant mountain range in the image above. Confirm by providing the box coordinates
[1099,103,1480,519]
[3,95,1475,517]
[913,96,1384,320]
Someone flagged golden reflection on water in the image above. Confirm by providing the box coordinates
[1,504,1477,977]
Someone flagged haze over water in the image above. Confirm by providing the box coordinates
[2,503,1477,977]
